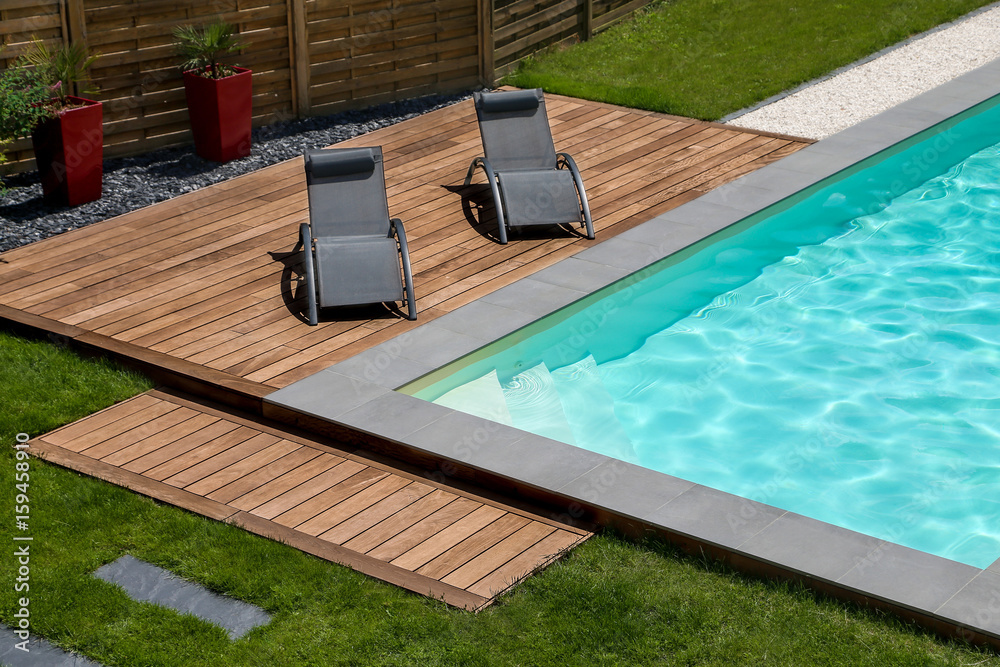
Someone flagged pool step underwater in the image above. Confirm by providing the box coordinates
[433,368,513,425]
[549,355,638,463]
[432,357,637,462]
[502,362,576,444]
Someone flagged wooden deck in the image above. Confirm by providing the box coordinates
[5,93,811,607]
[0,93,811,408]
[30,387,591,610]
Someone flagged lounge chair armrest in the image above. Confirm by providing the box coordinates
[390,218,418,320]
[556,152,581,174]
[300,222,319,325]
[389,217,405,239]
[465,156,496,184]
[465,156,508,244]
[556,153,595,240]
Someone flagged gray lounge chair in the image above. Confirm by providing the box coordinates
[299,147,416,325]
[466,88,595,245]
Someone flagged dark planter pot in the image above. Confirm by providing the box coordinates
[183,66,252,162]
[30,96,103,206]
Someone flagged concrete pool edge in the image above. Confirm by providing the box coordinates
[265,59,1000,644]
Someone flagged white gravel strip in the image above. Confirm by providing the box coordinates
[725,3,1000,139]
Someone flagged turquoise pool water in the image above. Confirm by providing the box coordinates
[404,96,1000,569]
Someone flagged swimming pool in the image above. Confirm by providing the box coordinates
[403,94,1000,569]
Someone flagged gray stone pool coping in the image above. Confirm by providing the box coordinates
[266,58,1000,642]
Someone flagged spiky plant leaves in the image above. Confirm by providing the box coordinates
[173,21,244,80]
[21,38,98,102]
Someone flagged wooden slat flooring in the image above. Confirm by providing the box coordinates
[0,93,811,399]
[30,388,592,610]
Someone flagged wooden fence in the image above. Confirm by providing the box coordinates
[1,0,650,173]
[490,0,647,74]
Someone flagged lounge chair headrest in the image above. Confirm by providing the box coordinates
[476,89,542,114]
[306,148,378,178]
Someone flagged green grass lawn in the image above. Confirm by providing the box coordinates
[505,0,999,120]
[3,331,1000,665]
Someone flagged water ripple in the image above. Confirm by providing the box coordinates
[597,142,1000,568]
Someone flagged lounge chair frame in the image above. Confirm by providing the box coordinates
[466,88,595,245]
[299,147,416,325]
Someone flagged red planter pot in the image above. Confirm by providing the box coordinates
[183,66,252,162]
[30,96,103,206]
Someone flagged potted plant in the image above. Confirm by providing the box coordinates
[1,41,103,205]
[0,49,52,198]
[174,21,252,162]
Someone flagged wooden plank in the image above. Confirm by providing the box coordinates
[65,401,183,454]
[29,438,237,521]
[390,504,506,571]
[86,253,290,335]
[183,440,299,497]
[0,14,61,36]
[227,511,488,611]
[441,520,556,589]
[142,425,262,481]
[496,14,578,65]
[101,412,219,467]
[79,407,199,461]
[205,446,323,504]
[415,512,530,579]
[479,0,494,86]
[45,217,304,320]
[342,487,458,554]
[41,393,161,448]
[25,384,595,607]
[122,419,242,475]
[593,0,647,31]
[289,0,310,115]
[0,303,87,341]
[466,529,586,597]
[367,497,482,562]
[64,0,87,50]
[317,481,435,544]
[2,95,810,406]
[15,201,297,312]
[252,459,369,520]
[295,474,413,537]
[274,467,390,529]
[229,452,346,512]
[162,431,282,489]
[495,0,577,42]
[73,331,276,400]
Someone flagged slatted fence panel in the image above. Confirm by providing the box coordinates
[493,0,580,71]
[0,0,65,64]
[81,0,295,161]
[592,0,648,31]
[492,0,653,73]
[304,0,481,115]
[0,0,653,174]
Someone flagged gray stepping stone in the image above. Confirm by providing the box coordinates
[92,555,270,640]
[0,623,102,667]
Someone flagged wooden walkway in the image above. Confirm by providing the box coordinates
[0,93,811,408]
[29,388,591,610]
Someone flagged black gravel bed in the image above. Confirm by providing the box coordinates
[0,91,471,254]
